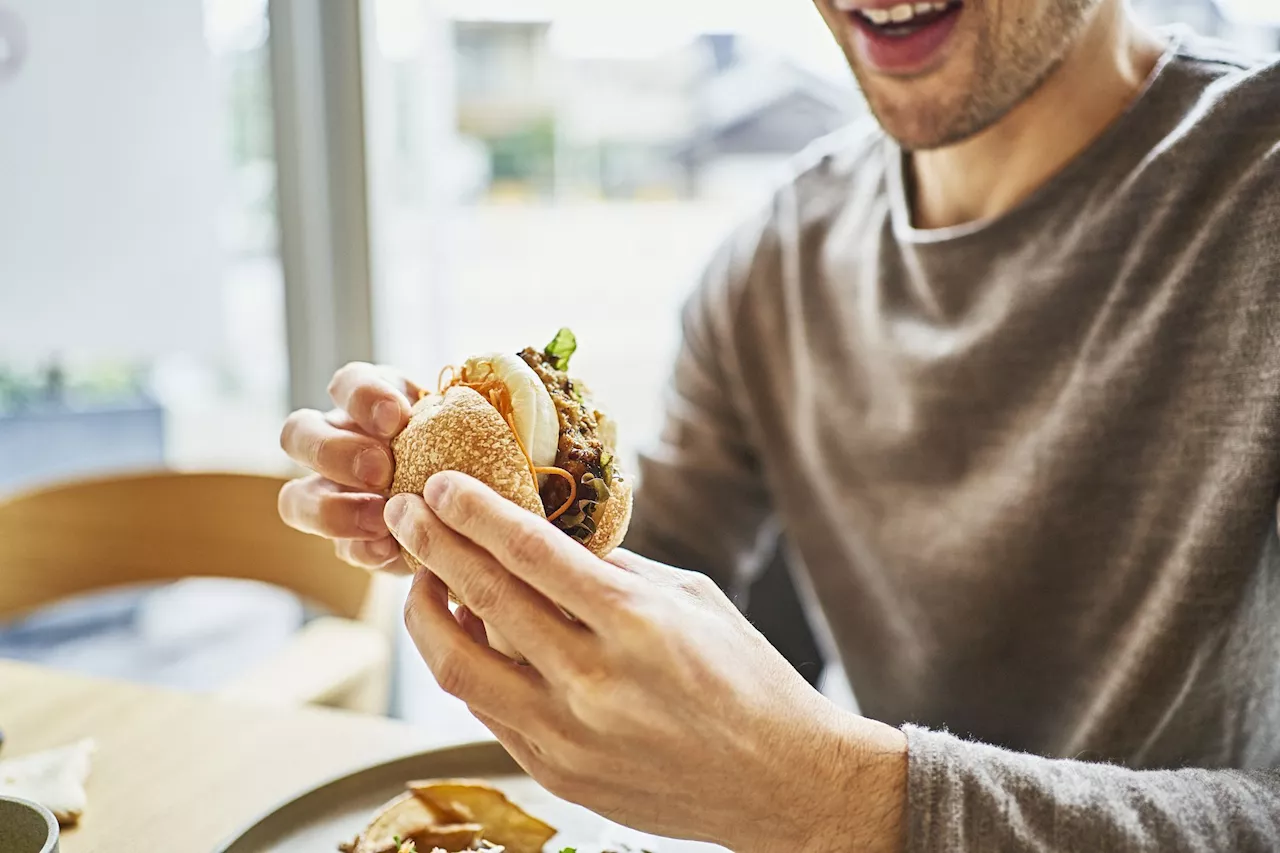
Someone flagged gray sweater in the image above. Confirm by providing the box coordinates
[626,30,1280,852]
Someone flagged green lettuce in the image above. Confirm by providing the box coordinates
[544,328,578,371]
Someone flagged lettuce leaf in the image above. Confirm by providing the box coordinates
[544,328,578,371]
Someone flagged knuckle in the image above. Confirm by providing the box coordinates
[679,569,717,599]
[402,583,429,631]
[505,526,552,568]
[449,487,486,528]
[611,599,667,651]
[431,647,471,698]
[462,572,507,618]
[327,362,365,397]
[564,668,614,726]
[310,430,336,468]
[348,382,384,422]
[596,577,642,614]
[312,431,359,478]
[315,490,348,533]
[312,489,343,527]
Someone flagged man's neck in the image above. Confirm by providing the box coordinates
[909,3,1166,230]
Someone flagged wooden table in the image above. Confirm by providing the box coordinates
[0,660,437,852]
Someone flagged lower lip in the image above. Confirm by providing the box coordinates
[848,6,962,75]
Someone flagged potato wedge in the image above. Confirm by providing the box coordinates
[408,780,556,853]
[351,792,451,853]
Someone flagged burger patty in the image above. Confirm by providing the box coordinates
[518,347,607,526]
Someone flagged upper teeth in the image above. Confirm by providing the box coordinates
[841,1,951,24]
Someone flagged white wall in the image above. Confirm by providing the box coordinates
[0,0,224,365]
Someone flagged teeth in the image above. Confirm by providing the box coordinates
[843,0,954,25]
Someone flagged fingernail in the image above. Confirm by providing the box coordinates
[360,500,388,535]
[372,537,399,559]
[423,472,453,509]
[384,494,410,530]
[372,400,402,438]
[355,448,391,488]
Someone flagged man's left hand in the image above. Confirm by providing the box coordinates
[386,472,908,853]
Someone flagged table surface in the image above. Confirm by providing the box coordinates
[0,660,438,853]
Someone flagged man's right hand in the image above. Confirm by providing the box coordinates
[277,362,422,572]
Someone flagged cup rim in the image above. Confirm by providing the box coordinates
[0,793,59,853]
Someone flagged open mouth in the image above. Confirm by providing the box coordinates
[834,0,964,73]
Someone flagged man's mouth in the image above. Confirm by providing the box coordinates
[833,1,964,74]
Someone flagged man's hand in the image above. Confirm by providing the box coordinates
[277,362,421,572]
[387,472,909,853]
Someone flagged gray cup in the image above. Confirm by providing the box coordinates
[0,795,59,853]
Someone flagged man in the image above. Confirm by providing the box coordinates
[277,0,1280,849]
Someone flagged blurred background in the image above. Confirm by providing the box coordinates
[1,0,1277,739]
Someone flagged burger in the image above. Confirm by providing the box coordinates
[390,329,632,657]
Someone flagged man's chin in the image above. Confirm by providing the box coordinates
[863,95,975,152]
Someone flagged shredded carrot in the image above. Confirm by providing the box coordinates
[435,362,578,522]
[536,467,578,522]
[437,364,459,395]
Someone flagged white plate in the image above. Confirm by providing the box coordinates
[215,741,726,853]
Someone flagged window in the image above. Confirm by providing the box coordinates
[0,0,289,492]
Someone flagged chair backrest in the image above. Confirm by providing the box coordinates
[0,471,375,622]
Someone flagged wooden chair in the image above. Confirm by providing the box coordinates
[0,472,399,715]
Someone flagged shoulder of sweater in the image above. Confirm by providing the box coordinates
[1165,26,1278,79]
[687,122,888,346]
[710,115,887,273]
[1138,31,1280,194]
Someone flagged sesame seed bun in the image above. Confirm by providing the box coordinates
[390,386,546,525]
[389,382,633,660]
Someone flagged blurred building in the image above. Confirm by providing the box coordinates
[681,51,859,202]
[443,6,863,202]
[1134,0,1280,49]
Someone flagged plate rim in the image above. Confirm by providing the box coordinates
[212,739,518,853]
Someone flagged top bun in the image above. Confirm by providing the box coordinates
[390,386,546,525]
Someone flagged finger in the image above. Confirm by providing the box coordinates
[328,362,419,439]
[278,475,390,540]
[403,570,545,726]
[280,408,393,490]
[335,537,407,572]
[387,494,589,675]
[456,606,489,646]
[421,472,640,624]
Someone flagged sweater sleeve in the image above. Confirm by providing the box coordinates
[905,725,1280,853]
[623,219,779,605]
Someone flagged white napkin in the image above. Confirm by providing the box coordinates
[0,738,95,826]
